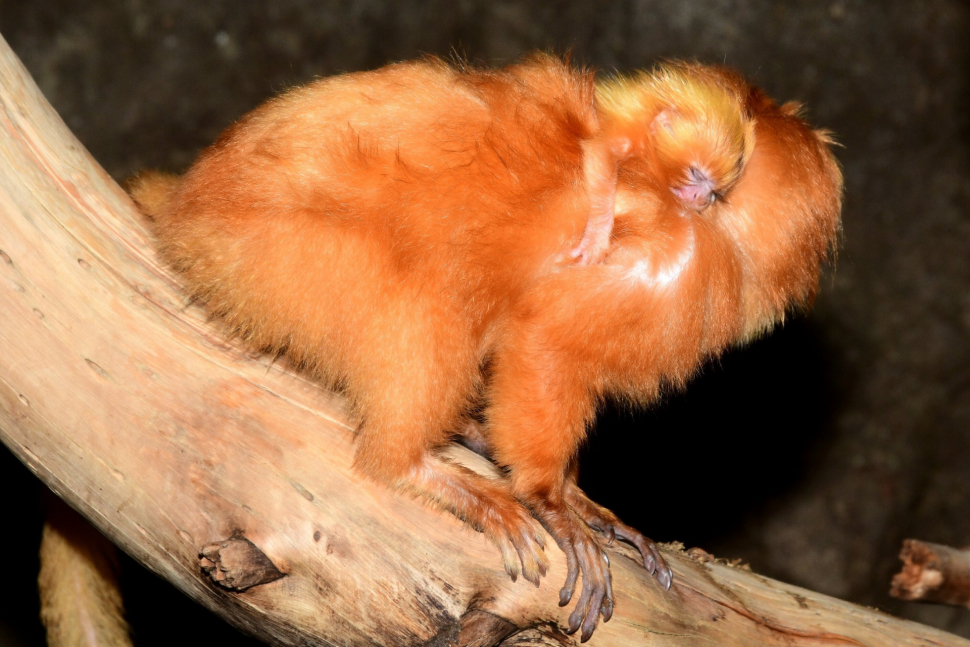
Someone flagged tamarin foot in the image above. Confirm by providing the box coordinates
[565,481,672,590]
[530,499,615,643]
[403,454,548,585]
[484,500,549,586]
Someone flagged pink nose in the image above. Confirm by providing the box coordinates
[671,167,716,210]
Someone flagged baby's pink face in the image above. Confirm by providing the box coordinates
[671,165,718,210]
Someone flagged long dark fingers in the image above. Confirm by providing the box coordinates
[559,541,580,606]
[613,523,672,589]
[531,498,617,641]
[566,539,612,642]
[512,521,548,585]
[601,551,615,622]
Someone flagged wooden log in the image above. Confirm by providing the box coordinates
[891,539,970,609]
[38,495,133,647]
[0,30,966,647]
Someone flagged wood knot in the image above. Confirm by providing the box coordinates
[200,536,284,591]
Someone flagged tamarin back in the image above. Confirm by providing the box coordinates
[131,54,842,641]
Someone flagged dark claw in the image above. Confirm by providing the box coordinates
[565,610,581,634]
[601,595,614,623]
[658,562,673,590]
[559,587,572,607]
[644,550,657,575]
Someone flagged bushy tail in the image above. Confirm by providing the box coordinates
[126,171,180,222]
[38,496,132,647]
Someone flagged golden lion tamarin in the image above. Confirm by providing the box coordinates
[127,54,841,641]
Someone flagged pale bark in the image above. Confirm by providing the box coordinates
[0,31,966,646]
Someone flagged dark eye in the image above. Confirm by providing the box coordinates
[688,166,707,183]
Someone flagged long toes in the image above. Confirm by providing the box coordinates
[642,544,658,574]
[566,576,589,636]
[559,543,580,607]
[519,558,541,586]
[601,594,614,623]
[534,499,618,641]
[656,556,673,590]
[532,520,547,549]
[526,519,549,568]
[516,539,544,587]
[643,540,671,587]
[497,534,520,582]
[524,538,549,582]
[601,554,615,622]
[582,584,606,641]
[575,544,610,642]
[508,518,548,586]
[614,525,673,588]
[580,603,599,642]
[604,526,616,546]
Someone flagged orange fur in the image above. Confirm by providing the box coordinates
[131,54,841,640]
[573,63,756,264]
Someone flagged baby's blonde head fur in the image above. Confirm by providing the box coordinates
[597,63,756,198]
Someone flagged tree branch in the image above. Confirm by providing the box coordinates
[0,31,966,647]
[891,539,970,609]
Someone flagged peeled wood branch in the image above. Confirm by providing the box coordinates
[0,31,966,647]
[891,539,970,609]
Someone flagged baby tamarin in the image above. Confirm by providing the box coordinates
[572,65,754,263]
[130,54,841,641]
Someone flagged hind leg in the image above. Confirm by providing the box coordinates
[485,268,674,641]
[349,312,547,583]
[398,452,548,583]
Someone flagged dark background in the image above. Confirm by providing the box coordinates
[2,1,969,644]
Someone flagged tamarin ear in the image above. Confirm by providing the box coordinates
[650,107,678,137]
